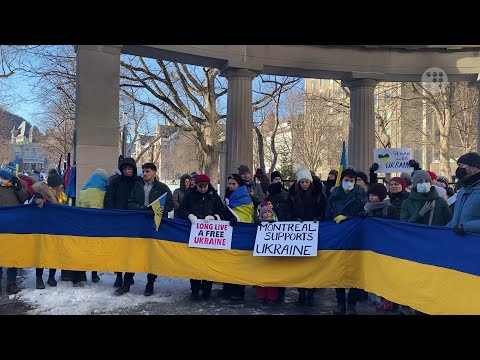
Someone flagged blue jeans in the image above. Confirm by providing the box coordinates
[0,267,18,285]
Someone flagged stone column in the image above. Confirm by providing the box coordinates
[343,79,378,172]
[222,68,258,179]
[75,45,122,194]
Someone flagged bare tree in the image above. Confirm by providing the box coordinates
[120,58,228,184]
[253,76,300,174]
[398,82,477,173]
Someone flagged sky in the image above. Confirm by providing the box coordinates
[17,268,191,315]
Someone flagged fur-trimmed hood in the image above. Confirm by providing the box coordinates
[32,182,58,203]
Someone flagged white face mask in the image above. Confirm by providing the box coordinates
[416,183,431,193]
[342,181,354,192]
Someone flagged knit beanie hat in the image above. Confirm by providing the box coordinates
[356,171,369,184]
[457,152,480,169]
[47,169,63,188]
[390,177,406,191]
[368,183,388,201]
[267,182,283,196]
[238,165,251,175]
[340,169,357,182]
[270,170,282,183]
[296,168,313,183]
[437,176,449,187]
[259,202,274,218]
[195,174,210,184]
[412,170,432,187]
[427,171,437,181]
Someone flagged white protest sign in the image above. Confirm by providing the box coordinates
[374,147,414,173]
[188,220,233,250]
[253,221,318,257]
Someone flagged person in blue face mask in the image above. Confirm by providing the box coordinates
[400,170,451,226]
[325,168,367,315]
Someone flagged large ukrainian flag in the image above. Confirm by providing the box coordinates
[226,185,254,223]
[1,203,480,314]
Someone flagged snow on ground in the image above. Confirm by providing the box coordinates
[18,268,191,315]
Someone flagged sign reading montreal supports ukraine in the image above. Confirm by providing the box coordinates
[188,220,233,250]
[374,147,414,173]
[254,221,319,257]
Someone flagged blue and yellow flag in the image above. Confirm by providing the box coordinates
[149,193,167,231]
[226,185,254,223]
[335,140,347,187]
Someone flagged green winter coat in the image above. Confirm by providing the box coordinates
[400,187,452,226]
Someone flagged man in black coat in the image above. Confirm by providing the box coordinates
[103,157,144,291]
[177,174,226,301]
[115,162,175,296]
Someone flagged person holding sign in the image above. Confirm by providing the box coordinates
[125,162,174,297]
[286,168,327,307]
[177,174,226,301]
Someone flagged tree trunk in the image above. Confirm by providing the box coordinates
[254,126,266,173]
[203,146,220,187]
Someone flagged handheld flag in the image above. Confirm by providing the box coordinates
[149,192,167,231]
[335,141,347,187]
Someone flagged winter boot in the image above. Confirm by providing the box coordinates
[295,289,307,306]
[114,273,123,288]
[202,290,211,301]
[91,271,100,283]
[36,276,45,289]
[114,284,130,296]
[6,283,20,295]
[333,302,346,315]
[190,291,200,301]
[144,282,154,297]
[306,289,315,307]
[346,303,358,315]
[47,275,57,287]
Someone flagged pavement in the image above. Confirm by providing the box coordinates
[0,269,408,315]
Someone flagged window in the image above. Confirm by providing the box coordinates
[329,79,334,85]
[329,89,333,98]
[320,79,325,88]
[386,129,391,136]
[386,110,392,121]
[339,88,344,98]
[311,79,316,90]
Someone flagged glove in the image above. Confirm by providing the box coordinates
[188,214,198,224]
[369,163,379,173]
[419,201,434,217]
[145,207,155,218]
[204,215,215,223]
[12,176,22,191]
[229,217,238,227]
[453,224,465,235]
[408,159,421,170]
[334,215,348,224]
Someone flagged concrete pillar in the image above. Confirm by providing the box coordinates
[343,79,378,172]
[222,68,258,179]
[75,45,122,194]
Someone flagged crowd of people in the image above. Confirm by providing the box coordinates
[1,151,480,315]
